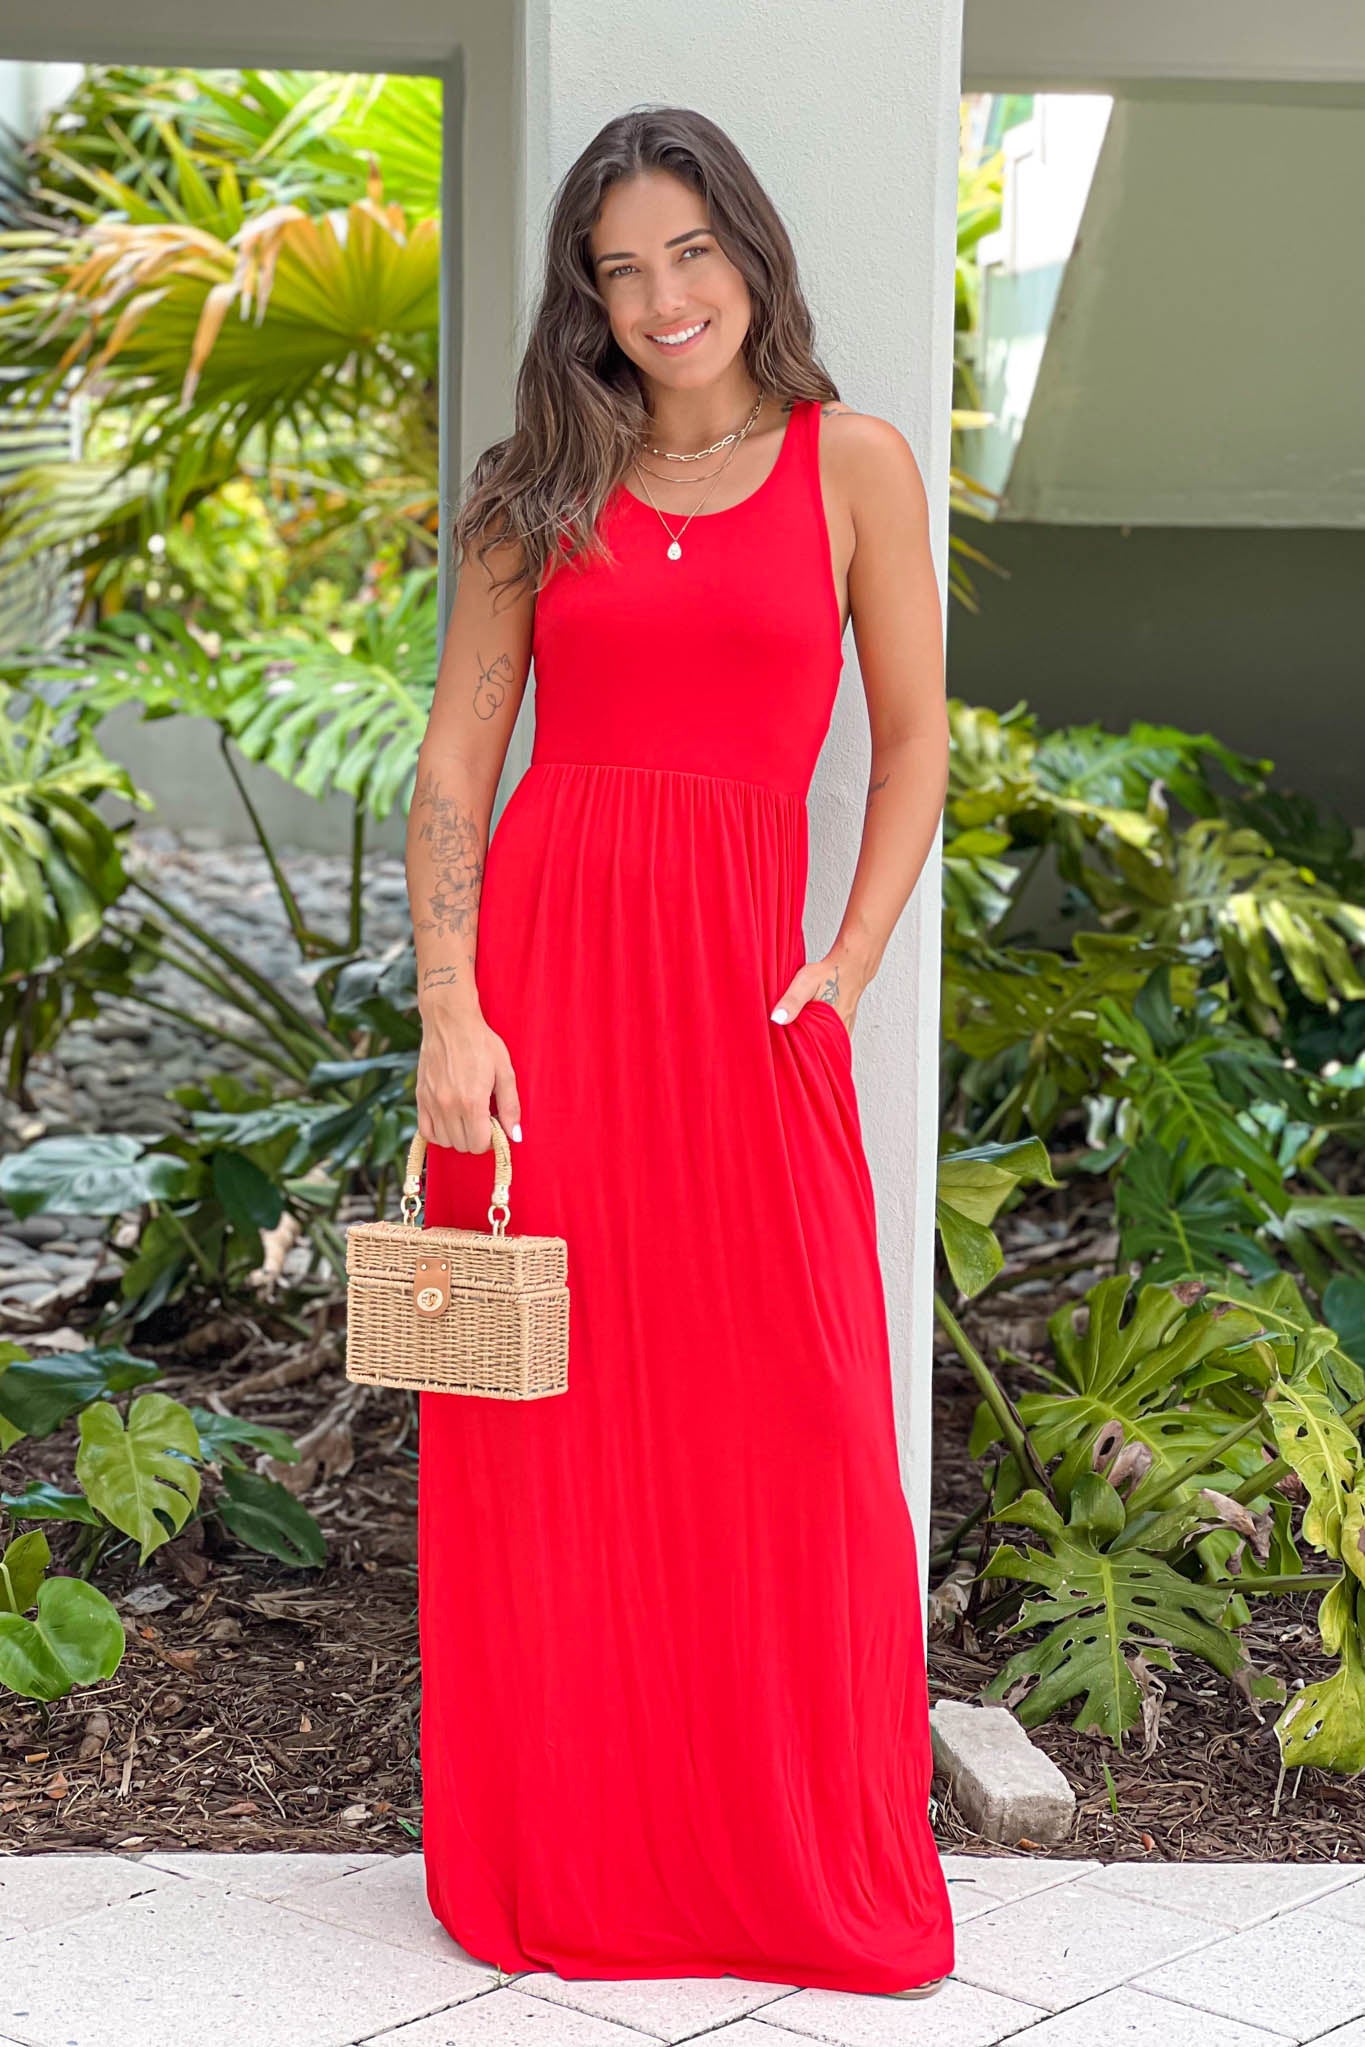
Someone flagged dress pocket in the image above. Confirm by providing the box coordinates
[803,997,853,1057]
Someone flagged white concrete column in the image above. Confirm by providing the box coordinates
[517,0,963,1581]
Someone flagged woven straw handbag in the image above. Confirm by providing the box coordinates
[344,1123,569,1399]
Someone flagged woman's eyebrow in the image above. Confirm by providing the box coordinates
[593,227,711,266]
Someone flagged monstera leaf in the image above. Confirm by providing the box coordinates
[973,1273,1270,1505]
[0,1573,126,1702]
[1031,720,1267,823]
[1114,1139,1278,1284]
[1274,1577,1365,1775]
[1263,1373,1365,1774]
[0,1344,162,1441]
[1267,1379,1360,1558]
[983,1474,1249,1741]
[1207,1273,1365,1408]
[943,935,1196,1138]
[936,1136,1059,1297]
[75,1393,202,1562]
[945,700,1040,828]
[1091,819,1365,1033]
[0,1529,50,1614]
[1095,999,1292,1213]
[0,1132,191,1220]
[942,826,1019,943]
[945,703,1264,842]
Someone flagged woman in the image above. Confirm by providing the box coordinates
[408,104,954,1999]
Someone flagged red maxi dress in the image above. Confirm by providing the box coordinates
[417,396,953,1994]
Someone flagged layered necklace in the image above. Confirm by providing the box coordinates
[629,392,764,561]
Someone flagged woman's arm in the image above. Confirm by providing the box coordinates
[771,409,949,1035]
[407,536,535,1149]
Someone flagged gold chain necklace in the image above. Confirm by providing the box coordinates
[643,393,762,461]
[630,396,764,562]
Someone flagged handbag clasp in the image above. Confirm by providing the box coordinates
[413,1255,451,1316]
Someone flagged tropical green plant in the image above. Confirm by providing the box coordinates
[1266,1376,1365,1773]
[0,69,441,606]
[933,1143,1365,1764]
[0,1334,325,1701]
[0,974,420,1324]
[0,1528,125,1703]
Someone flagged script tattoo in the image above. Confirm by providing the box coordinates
[413,766,484,955]
[865,771,890,810]
[474,648,514,721]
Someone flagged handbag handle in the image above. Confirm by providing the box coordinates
[400,1122,513,1235]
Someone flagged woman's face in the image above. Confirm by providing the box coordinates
[589,170,751,389]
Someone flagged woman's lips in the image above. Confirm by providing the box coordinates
[645,319,710,354]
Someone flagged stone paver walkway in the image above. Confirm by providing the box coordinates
[1,1850,1363,2046]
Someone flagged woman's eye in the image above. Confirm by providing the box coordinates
[607,245,710,280]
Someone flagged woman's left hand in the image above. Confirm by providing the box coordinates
[769,953,862,1038]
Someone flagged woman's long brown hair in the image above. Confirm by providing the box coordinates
[453,104,841,609]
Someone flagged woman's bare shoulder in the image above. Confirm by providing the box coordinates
[814,402,927,528]
[816,402,924,475]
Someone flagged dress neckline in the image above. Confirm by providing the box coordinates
[613,400,803,525]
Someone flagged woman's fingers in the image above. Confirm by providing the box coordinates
[493,1041,523,1145]
[770,965,820,1025]
[770,960,854,1035]
[415,1018,520,1153]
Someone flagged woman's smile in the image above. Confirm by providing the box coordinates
[643,316,711,353]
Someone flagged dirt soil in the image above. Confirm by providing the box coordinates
[3,1159,1362,1865]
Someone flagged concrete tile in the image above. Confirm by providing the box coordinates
[753,1977,1047,2044]
[999,1985,1292,2045]
[364,1985,666,2042]
[952,1878,1216,2011]
[273,1851,491,1968]
[515,1969,795,2041]
[0,1878,486,2047]
[1311,1877,1365,1928]
[1078,1862,1363,1930]
[135,1849,377,1902]
[939,1856,1099,1909]
[1136,1906,1365,2042]
[0,1854,178,1934]
[656,2026,822,2047]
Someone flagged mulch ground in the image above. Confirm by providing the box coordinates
[3,1150,1362,1863]
[2,1303,422,1856]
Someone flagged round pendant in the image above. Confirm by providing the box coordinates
[666,540,682,561]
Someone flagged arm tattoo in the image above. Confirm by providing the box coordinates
[473,648,513,721]
[815,961,841,1005]
[865,771,889,809]
[412,767,484,993]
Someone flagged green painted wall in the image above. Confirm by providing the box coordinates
[946,522,1365,826]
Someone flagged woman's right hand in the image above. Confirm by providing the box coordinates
[415,999,523,1154]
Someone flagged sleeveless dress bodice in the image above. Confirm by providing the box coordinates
[530,398,844,798]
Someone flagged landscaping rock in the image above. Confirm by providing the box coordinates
[930,1698,1075,1845]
